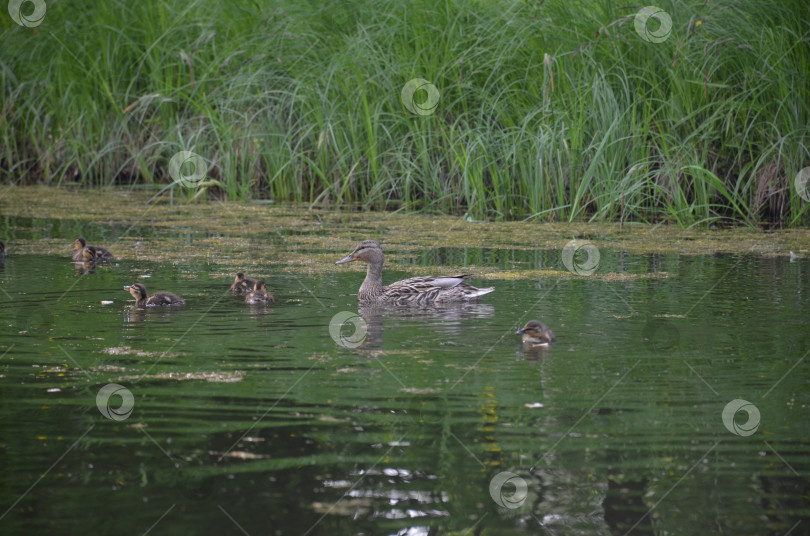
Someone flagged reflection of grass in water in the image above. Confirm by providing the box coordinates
[14,301,53,337]
[2,1,809,227]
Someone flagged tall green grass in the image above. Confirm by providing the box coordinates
[1,0,809,226]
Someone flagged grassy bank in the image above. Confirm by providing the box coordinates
[2,0,809,226]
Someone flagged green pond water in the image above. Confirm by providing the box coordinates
[1,216,809,536]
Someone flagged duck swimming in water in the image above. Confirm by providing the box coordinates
[245,281,274,304]
[124,283,185,307]
[516,320,556,347]
[230,272,257,296]
[335,240,494,305]
[72,237,113,262]
[0,239,5,262]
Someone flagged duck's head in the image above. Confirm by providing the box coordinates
[233,273,246,284]
[74,237,87,251]
[336,240,383,265]
[124,283,148,301]
[80,247,97,261]
[253,281,267,292]
[516,320,555,341]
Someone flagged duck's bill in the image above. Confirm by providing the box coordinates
[123,285,132,290]
[335,255,357,265]
[515,328,526,335]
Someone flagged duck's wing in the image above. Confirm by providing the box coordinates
[383,274,493,304]
[147,292,186,306]
[386,274,471,291]
[93,246,114,259]
[430,275,475,288]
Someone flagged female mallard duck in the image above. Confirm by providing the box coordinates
[335,240,494,305]
[124,283,185,307]
[516,320,556,347]
[245,281,274,304]
[230,272,257,296]
[72,237,113,262]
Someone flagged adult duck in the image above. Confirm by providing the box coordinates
[335,240,494,305]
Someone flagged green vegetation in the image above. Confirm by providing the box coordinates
[2,0,809,226]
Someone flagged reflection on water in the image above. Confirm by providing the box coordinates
[0,250,808,536]
[353,302,496,349]
[123,304,190,323]
[73,260,98,275]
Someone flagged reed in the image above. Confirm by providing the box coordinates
[1,0,808,226]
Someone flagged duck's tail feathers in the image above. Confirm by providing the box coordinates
[466,286,495,299]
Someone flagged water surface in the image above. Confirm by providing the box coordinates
[1,213,809,535]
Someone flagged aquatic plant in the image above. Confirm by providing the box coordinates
[1,0,808,226]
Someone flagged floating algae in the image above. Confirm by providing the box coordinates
[1,187,808,282]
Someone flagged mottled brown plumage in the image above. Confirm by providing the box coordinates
[335,240,494,305]
[516,320,556,347]
[230,272,257,296]
[245,281,274,304]
[124,283,185,307]
[72,237,113,262]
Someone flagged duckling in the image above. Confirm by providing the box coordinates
[124,283,185,307]
[0,239,5,262]
[335,240,494,305]
[72,238,93,261]
[230,272,257,296]
[245,281,274,304]
[72,237,113,262]
[516,320,556,347]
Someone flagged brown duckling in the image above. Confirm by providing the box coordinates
[73,237,113,262]
[335,240,494,305]
[245,281,274,304]
[230,272,257,296]
[516,320,556,347]
[124,283,185,307]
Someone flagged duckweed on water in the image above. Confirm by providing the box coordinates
[1,187,809,281]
